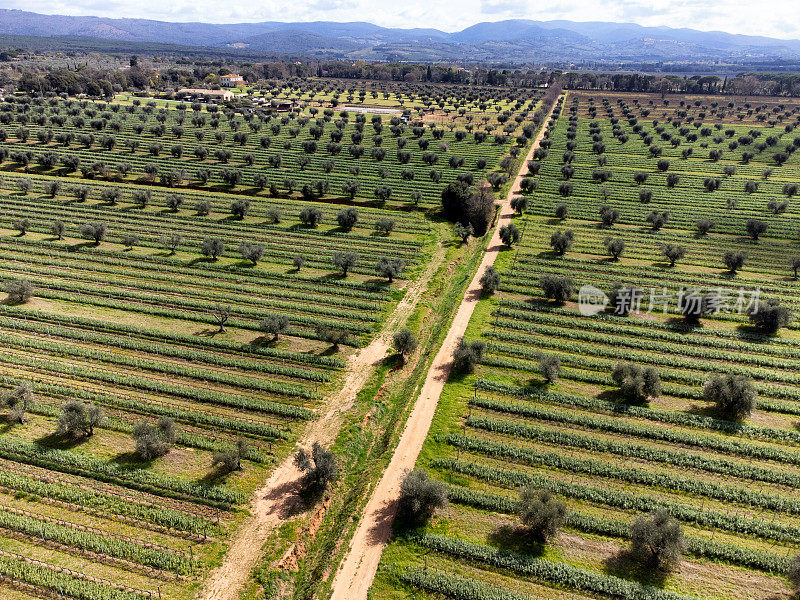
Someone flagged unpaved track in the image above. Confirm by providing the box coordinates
[328,98,561,600]
[196,244,444,600]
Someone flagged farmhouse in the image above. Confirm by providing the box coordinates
[220,74,245,87]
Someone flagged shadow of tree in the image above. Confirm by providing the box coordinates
[603,548,670,588]
[487,523,546,557]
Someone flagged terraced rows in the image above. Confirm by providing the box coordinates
[377,93,800,600]
[1,91,538,206]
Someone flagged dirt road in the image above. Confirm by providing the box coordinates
[328,97,561,600]
[196,244,444,600]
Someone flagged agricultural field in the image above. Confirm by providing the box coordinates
[0,84,538,207]
[375,91,800,600]
[0,81,543,600]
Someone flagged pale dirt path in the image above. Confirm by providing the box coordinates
[328,98,562,600]
[196,243,445,600]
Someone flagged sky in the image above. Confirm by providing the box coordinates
[1,0,799,40]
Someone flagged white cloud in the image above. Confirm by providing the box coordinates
[2,0,799,39]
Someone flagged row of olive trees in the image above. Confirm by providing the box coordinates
[396,468,691,574]
[0,385,251,474]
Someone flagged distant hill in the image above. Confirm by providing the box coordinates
[1,9,799,64]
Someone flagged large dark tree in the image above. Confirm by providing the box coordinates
[550,230,574,255]
[392,328,418,363]
[259,315,290,341]
[397,470,448,526]
[631,510,685,571]
[57,401,103,439]
[133,417,176,460]
[336,207,359,231]
[453,339,486,374]
[294,442,339,496]
[480,266,501,295]
[539,275,573,303]
[703,374,757,420]
[517,488,567,542]
[723,251,747,273]
[2,383,34,424]
[748,299,792,333]
[612,362,661,402]
[333,251,359,276]
[746,219,768,241]
[3,279,32,304]
[201,237,225,260]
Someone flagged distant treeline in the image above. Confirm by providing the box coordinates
[3,55,800,98]
[558,71,800,96]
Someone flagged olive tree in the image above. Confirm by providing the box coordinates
[695,218,715,235]
[299,207,323,228]
[294,442,339,495]
[210,304,232,333]
[376,256,404,282]
[78,221,107,245]
[452,339,486,374]
[612,362,661,402]
[230,198,250,220]
[316,325,349,350]
[160,233,183,256]
[723,251,747,273]
[333,251,359,276]
[374,217,395,236]
[605,237,625,260]
[3,278,32,304]
[539,275,573,303]
[517,488,567,542]
[133,417,177,460]
[393,328,418,363]
[748,298,791,333]
[212,438,249,473]
[201,237,225,260]
[549,230,574,255]
[631,510,685,571]
[538,353,561,383]
[397,469,448,526]
[746,219,768,241]
[336,207,359,231]
[499,223,520,247]
[50,220,65,240]
[57,401,104,439]
[259,315,290,340]
[454,222,474,244]
[239,241,265,265]
[704,374,757,420]
[661,244,686,266]
[2,382,34,424]
[480,266,501,295]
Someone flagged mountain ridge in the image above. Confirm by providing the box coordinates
[1,10,799,63]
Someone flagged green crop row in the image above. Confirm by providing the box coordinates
[469,397,800,466]
[409,533,700,600]
[0,437,241,507]
[443,433,800,515]
[444,486,790,574]
[436,458,800,544]
[0,554,147,600]
[473,380,800,446]
[0,508,193,574]
[0,469,209,533]
[0,304,344,369]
